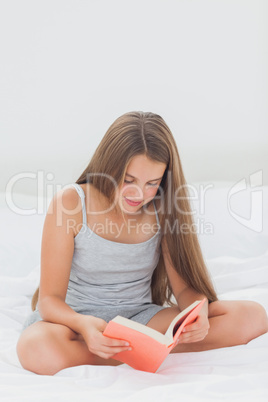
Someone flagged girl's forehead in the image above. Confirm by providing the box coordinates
[126,155,166,174]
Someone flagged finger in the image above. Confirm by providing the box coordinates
[102,337,130,348]
[182,318,209,334]
[181,324,200,333]
[179,330,209,343]
[103,344,132,352]
[95,351,120,360]
[181,335,207,343]
[180,325,208,338]
[96,344,132,357]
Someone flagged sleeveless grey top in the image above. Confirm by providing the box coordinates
[64,183,163,313]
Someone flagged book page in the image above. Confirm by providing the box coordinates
[111,316,172,345]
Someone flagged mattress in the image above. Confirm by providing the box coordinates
[0,181,267,401]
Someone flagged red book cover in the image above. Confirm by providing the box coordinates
[103,298,206,373]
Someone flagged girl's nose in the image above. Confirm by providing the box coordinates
[125,185,144,199]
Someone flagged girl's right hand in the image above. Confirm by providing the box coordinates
[78,315,131,359]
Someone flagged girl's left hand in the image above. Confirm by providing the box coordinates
[177,313,210,344]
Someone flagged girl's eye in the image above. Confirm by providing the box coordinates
[124,180,157,187]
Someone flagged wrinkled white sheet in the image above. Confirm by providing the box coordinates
[1,182,268,402]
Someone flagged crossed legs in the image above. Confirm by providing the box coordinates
[16,299,268,375]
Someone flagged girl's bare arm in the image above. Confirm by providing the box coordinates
[38,187,130,359]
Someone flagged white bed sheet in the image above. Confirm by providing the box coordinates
[1,181,268,402]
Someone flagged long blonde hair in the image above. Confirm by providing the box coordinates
[31,111,217,311]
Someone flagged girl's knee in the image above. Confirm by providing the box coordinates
[248,301,268,335]
[17,328,41,372]
[236,301,268,343]
[16,323,71,375]
[209,299,268,345]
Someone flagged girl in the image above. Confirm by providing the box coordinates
[17,111,268,375]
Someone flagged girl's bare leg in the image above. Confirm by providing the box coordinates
[16,321,123,375]
[146,300,268,353]
[17,300,268,375]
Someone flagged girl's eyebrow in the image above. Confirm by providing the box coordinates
[125,173,162,182]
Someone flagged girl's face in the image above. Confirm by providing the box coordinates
[115,154,166,215]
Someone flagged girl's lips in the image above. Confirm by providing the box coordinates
[124,197,143,206]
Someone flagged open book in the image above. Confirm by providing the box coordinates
[103,298,206,373]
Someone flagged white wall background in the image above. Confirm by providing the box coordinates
[1,0,267,197]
